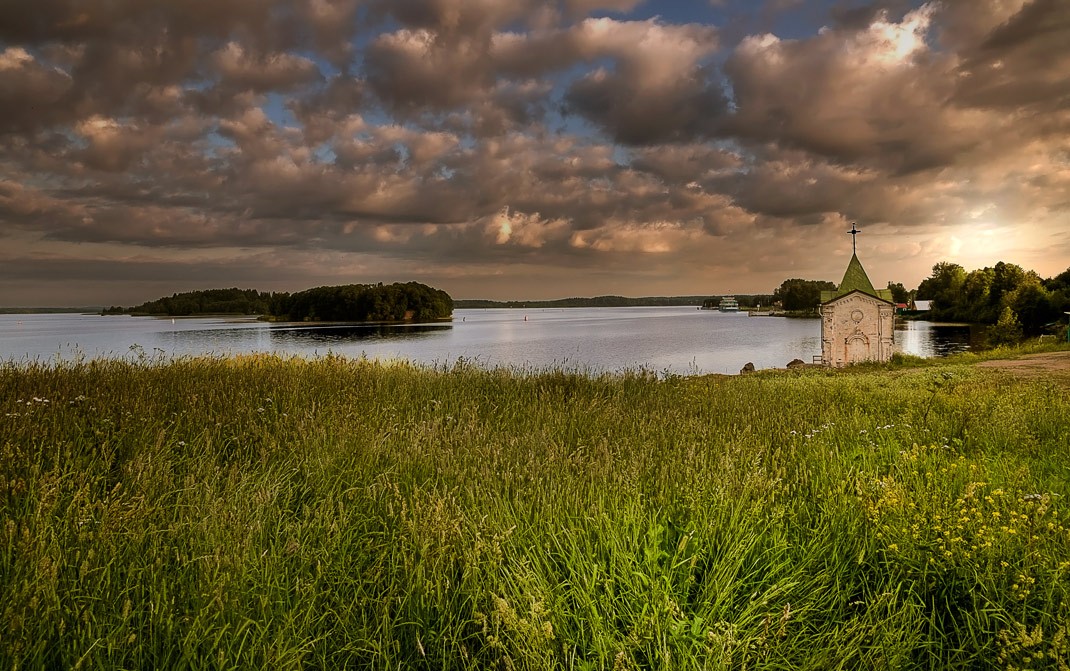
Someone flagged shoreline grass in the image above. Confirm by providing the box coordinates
[2,350,1069,669]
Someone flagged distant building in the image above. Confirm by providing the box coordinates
[913,300,932,312]
[819,227,895,367]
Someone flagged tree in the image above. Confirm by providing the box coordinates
[916,262,966,312]
[961,268,994,316]
[886,282,909,304]
[898,261,1070,337]
[990,262,1027,296]
[773,279,837,311]
[1044,267,1070,293]
[988,306,1023,345]
[1006,280,1059,335]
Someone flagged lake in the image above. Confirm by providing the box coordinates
[0,308,972,375]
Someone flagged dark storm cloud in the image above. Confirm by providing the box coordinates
[364,30,492,112]
[366,16,725,144]
[564,62,726,145]
[0,0,1068,305]
[511,19,726,145]
[0,48,73,134]
[979,0,1068,49]
[951,0,1070,110]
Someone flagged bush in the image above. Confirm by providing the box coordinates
[988,306,1024,346]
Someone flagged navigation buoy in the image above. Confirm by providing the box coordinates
[524,315,528,321]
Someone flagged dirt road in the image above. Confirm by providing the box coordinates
[976,351,1070,386]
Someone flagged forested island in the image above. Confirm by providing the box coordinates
[268,282,452,322]
[103,288,275,316]
[103,283,453,323]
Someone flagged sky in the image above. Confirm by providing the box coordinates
[1,0,1068,306]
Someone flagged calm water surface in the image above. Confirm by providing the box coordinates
[0,309,971,375]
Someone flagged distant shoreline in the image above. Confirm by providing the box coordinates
[0,307,103,315]
[454,295,772,309]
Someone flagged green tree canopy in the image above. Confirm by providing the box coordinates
[886,282,910,304]
[773,279,837,311]
[103,288,277,316]
[915,261,1069,337]
[1044,267,1070,294]
[269,282,453,322]
[989,306,1023,345]
[916,262,967,312]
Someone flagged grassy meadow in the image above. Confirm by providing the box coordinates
[2,348,1070,669]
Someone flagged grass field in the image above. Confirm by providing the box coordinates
[2,347,1069,669]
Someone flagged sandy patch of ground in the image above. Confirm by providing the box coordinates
[976,351,1070,386]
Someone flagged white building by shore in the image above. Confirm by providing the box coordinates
[819,252,895,367]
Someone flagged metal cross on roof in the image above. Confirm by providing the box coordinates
[848,223,860,255]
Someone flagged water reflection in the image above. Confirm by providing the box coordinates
[267,322,452,344]
[896,321,975,357]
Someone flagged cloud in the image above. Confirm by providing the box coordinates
[212,42,322,93]
[0,0,1068,305]
[506,18,726,144]
[366,16,725,144]
[0,47,73,133]
[722,5,987,173]
[365,28,494,112]
[951,0,1070,110]
[483,207,573,248]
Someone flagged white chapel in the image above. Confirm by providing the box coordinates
[819,226,895,367]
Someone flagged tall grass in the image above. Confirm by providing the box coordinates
[2,353,1069,669]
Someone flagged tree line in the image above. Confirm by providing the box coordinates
[916,261,1070,336]
[103,283,454,322]
[769,279,912,312]
[103,288,275,316]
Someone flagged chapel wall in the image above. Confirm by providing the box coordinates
[820,293,894,367]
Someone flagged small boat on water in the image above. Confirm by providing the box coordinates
[718,297,740,312]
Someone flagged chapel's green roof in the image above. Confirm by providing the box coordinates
[821,253,894,303]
